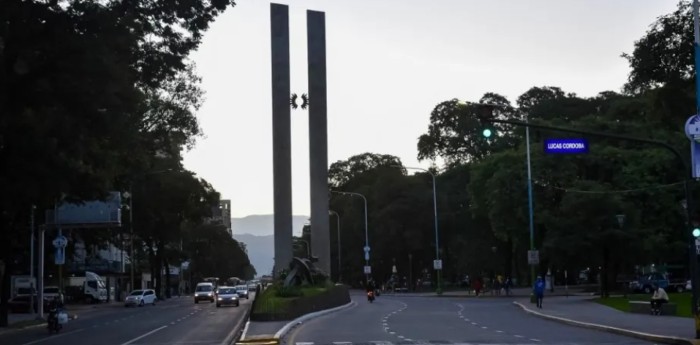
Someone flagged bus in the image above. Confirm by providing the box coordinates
[203,277,220,289]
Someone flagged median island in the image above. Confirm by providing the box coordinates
[250,258,350,321]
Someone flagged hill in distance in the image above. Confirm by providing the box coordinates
[233,214,308,277]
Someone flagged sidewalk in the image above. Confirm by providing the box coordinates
[514,295,697,344]
[378,287,590,298]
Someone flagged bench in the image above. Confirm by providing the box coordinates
[628,300,677,315]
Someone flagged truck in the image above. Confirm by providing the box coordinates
[629,272,688,293]
[11,275,36,298]
[65,271,108,303]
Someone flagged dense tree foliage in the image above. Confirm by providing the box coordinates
[0,0,241,326]
[326,2,698,294]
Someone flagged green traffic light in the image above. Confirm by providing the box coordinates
[482,128,492,138]
[693,228,700,238]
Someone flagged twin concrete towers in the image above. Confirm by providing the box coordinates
[270,3,331,276]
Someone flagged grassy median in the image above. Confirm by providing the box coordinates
[595,293,691,317]
[252,284,330,315]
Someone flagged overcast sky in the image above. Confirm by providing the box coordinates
[182,0,679,218]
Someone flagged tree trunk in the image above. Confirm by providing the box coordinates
[602,246,610,298]
[164,257,171,298]
[505,236,513,278]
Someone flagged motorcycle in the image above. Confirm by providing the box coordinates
[367,290,375,303]
[47,306,67,333]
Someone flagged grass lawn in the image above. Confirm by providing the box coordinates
[595,293,691,317]
[252,285,330,315]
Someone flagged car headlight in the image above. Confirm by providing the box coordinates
[217,297,222,300]
[207,293,212,296]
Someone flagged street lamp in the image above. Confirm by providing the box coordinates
[394,165,443,295]
[329,210,341,282]
[330,190,369,282]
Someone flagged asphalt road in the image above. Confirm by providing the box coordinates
[282,292,654,345]
[0,293,253,345]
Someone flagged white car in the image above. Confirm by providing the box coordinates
[124,289,157,307]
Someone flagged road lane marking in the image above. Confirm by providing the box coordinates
[530,339,541,342]
[389,332,396,335]
[464,318,469,321]
[21,328,85,345]
[333,342,352,344]
[471,322,477,325]
[496,330,504,333]
[514,335,524,338]
[481,326,488,329]
[120,325,168,345]
[296,342,314,345]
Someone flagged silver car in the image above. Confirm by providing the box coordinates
[235,285,249,299]
[216,287,240,307]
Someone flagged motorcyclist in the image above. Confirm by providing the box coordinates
[47,296,64,328]
[365,279,376,293]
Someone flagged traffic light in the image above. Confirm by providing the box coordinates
[482,128,493,138]
[693,228,700,238]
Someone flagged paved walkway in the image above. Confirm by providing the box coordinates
[515,295,696,343]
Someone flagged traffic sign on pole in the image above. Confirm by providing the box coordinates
[363,266,371,274]
[433,259,443,270]
[684,115,700,178]
[527,250,539,265]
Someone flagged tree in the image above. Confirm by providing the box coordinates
[0,0,236,325]
[622,1,693,94]
[417,94,519,164]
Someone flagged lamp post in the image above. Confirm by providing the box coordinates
[395,165,442,295]
[330,190,369,282]
[462,100,537,288]
[329,210,341,282]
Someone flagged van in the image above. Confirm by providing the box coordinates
[194,282,215,303]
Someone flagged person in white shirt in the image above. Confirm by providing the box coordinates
[651,284,669,315]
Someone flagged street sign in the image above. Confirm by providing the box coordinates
[363,246,370,252]
[616,214,626,228]
[53,235,68,248]
[543,138,589,154]
[433,259,443,270]
[527,250,539,265]
[55,247,65,265]
[364,265,371,274]
[685,115,700,178]
[695,239,700,255]
[364,252,370,261]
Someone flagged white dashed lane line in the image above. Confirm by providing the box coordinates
[457,303,543,343]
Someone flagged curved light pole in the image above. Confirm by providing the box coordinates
[395,166,442,295]
[331,190,369,282]
[329,210,341,282]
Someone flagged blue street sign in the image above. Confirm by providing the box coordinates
[55,247,65,265]
[685,115,700,178]
[544,138,589,154]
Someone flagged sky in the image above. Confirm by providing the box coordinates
[182,0,679,218]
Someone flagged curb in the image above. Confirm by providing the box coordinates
[513,301,694,345]
[273,300,355,340]
[222,302,254,345]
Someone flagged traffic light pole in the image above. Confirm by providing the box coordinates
[482,117,699,337]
